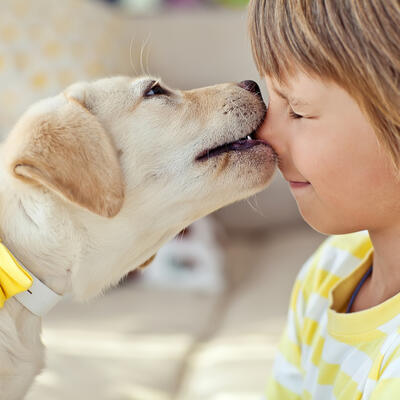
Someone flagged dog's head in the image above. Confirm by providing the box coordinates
[1,76,276,299]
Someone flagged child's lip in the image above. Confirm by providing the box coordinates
[282,173,310,186]
[289,180,309,184]
[289,181,311,189]
[283,175,310,184]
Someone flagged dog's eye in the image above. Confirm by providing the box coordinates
[144,84,167,97]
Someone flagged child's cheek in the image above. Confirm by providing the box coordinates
[290,138,325,182]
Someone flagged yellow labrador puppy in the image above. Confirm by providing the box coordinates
[0,76,276,399]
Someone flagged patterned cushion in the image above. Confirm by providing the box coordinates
[0,0,133,137]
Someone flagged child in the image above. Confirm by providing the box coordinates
[248,0,400,398]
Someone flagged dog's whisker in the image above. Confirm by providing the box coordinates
[276,154,283,170]
[140,33,152,76]
[245,197,257,214]
[129,35,139,77]
[246,195,265,217]
[252,194,264,216]
[145,34,154,76]
[145,37,152,76]
[235,103,253,132]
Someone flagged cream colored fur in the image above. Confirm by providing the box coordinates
[0,76,276,399]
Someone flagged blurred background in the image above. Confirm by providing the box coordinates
[0,0,325,399]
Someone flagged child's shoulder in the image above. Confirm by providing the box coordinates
[297,231,372,298]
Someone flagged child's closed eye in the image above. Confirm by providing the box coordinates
[289,109,304,119]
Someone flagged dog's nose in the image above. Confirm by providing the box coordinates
[238,80,262,96]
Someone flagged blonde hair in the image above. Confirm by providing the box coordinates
[248,0,400,166]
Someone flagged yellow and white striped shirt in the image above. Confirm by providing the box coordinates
[266,231,400,399]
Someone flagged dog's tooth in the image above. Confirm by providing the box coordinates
[247,135,251,140]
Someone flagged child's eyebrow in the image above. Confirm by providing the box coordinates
[272,85,310,107]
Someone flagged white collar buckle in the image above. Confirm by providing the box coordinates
[15,266,63,317]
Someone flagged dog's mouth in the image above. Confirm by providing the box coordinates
[195,131,269,162]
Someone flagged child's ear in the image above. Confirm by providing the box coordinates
[4,90,125,218]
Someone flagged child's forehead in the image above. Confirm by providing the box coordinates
[264,73,361,116]
[268,82,310,107]
[265,72,331,100]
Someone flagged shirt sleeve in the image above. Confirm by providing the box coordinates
[369,343,400,399]
[369,378,400,399]
[265,265,309,399]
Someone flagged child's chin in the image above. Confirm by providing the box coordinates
[298,208,363,236]
[308,222,364,236]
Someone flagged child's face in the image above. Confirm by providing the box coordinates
[257,72,400,234]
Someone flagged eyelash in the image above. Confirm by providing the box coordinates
[144,81,168,97]
[289,109,303,119]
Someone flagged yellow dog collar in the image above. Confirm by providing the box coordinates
[0,239,62,316]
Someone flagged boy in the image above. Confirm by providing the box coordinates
[249,0,400,398]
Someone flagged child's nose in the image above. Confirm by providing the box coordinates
[256,107,285,158]
[256,115,273,143]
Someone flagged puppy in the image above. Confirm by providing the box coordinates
[0,76,276,399]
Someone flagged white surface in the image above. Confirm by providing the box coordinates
[141,217,226,293]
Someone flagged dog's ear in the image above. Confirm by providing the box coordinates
[4,88,124,217]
